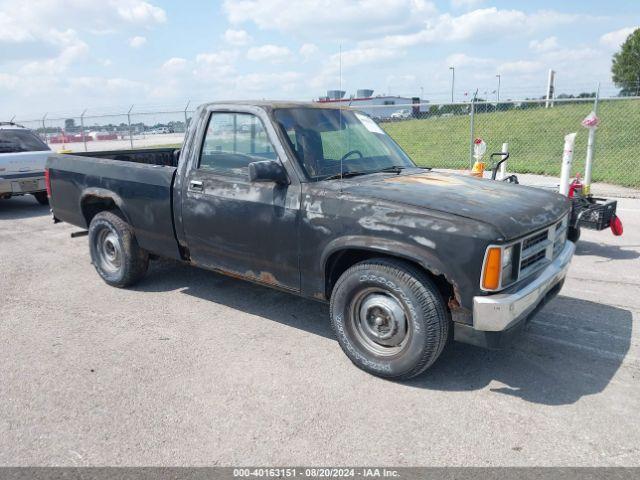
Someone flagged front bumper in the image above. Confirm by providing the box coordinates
[454,240,575,348]
[0,173,46,195]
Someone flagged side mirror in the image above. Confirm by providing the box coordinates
[248,160,289,184]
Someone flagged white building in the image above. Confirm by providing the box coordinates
[316,90,428,120]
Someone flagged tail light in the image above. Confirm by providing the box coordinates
[611,215,623,236]
[45,168,51,197]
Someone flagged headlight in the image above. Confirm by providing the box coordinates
[502,245,513,268]
[501,245,515,286]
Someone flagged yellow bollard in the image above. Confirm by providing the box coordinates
[471,160,485,177]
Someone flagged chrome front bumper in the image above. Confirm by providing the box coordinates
[473,240,575,332]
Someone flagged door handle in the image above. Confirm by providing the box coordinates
[189,180,203,192]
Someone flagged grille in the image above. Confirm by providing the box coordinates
[522,230,548,251]
[517,215,567,280]
[520,249,546,271]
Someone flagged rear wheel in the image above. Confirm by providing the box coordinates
[88,211,149,287]
[33,191,49,205]
[330,258,449,379]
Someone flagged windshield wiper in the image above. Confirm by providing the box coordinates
[379,165,432,173]
[323,170,370,181]
[378,165,407,173]
[376,165,406,174]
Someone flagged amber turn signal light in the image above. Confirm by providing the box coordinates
[482,247,502,290]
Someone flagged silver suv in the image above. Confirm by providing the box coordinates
[0,122,51,205]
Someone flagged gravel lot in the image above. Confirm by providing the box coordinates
[1,194,638,466]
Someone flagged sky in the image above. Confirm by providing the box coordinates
[0,0,638,119]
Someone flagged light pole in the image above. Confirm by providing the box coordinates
[449,66,455,103]
[496,74,501,102]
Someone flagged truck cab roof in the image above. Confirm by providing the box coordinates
[199,101,350,111]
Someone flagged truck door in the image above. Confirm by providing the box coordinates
[180,110,301,292]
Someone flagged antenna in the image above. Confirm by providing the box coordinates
[339,44,344,182]
[339,44,342,98]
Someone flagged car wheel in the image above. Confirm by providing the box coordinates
[88,211,149,288]
[33,191,49,205]
[330,258,449,379]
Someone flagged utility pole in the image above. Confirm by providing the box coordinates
[127,105,134,149]
[496,74,501,102]
[634,51,640,96]
[42,113,48,144]
[583,82,601,195]
[545,69,555,108]
[184,100,191,131]
[468,89,478,168]
[449,66,455,103]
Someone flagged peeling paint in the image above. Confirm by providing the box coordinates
[411,236,436,249]
[358,216,403,234]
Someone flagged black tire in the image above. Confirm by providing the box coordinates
[330,258,449,380]
[568,226,581,243]
[33,191,49,205]
[88,211,149,288]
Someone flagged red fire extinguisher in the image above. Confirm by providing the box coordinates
[568,174,583,198]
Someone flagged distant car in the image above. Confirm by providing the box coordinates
[152,127,171,135]
[0,122,51,205]
[390,109,412,120]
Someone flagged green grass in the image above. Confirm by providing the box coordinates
[381,99,640,189]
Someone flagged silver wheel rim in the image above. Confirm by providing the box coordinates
[95,227,123,273]
[349,288,410,357]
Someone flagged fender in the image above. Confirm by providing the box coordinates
[320,235,460,300]
[79,187,132,228]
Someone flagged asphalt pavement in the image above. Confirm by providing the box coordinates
[1,195,638,466]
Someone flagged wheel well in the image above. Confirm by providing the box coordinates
[324,248,455,304]
[81,195,123,226]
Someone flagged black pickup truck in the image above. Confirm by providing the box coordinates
[46,101,575,379]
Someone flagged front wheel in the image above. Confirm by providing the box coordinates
[568,226,581,243]
[88,211,149,288]
[330,258,449,380]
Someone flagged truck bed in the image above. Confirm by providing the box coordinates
[73,147,179,167]
[47,148,181,260]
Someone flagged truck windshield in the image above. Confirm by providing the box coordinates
[273,108,415,181]
[0,129,50,153]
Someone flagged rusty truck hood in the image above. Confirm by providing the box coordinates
[343,170,570,240]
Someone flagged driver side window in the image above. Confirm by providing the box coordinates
[199,112,276,176]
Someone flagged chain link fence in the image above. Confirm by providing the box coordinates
[13,107,195,154]
[11,96,640,194]
[376,96,640,193]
